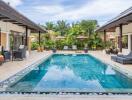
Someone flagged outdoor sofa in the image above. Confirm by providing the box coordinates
[111,52,132,64]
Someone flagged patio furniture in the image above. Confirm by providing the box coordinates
[116,57,132,64]
[63,46,69,50]
[3,51,11,61]
[111,56,117,62]
[112,49,119,55]
[117,52,132,57]
[12,45,26,60]
[111,52,132,61]
[111,52,132,64]
[106,48,119,55]
[72,45,77,51]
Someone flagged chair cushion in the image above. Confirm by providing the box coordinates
[19,45,25,49]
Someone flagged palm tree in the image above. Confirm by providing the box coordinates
[80,20,97,37]
[55,20,70,36]
[69,22,84,36]
[88,33,103,50]
[45,22,55,30]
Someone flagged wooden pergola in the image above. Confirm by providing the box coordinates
[96,7,132,52]
[0,0,46,46]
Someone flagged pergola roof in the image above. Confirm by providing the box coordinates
[0,0,46,33]
[56,36,66,39]
[76,36,88,39]
[96,7,132,32]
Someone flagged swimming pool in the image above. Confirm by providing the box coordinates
[1,54,132,93]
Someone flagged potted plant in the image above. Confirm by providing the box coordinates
[37,45,41,52]
[0,54,4,65]
[92,45,96,50]
[52,43,57,53]
[84,44,88,53]
[40,45,44,52]
[52,48,56,53]
[84,48,88,53]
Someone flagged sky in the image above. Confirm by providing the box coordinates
[2,0,132,26]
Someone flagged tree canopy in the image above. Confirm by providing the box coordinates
[31,19,110,50]
[44,20,97,36]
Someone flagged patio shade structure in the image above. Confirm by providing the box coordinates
[39,31,41,45]
[76,36,88,40]
[56,36,66,40]
[96,7,132,52]
[0,0,47,46]
[0,28,1,45]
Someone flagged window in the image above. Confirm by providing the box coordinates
[122,35,128,49]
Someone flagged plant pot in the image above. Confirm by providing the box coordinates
[52,48,56,53]
[0,55,4,65]
[40,47,44,52]
[37,47,41,52]
[84,48,88,53]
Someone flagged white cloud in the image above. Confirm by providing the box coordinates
[35,5,64,14]
[2,0,23,7]
[33,0,132,25]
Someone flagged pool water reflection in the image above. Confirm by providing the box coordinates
[6,54,132,93]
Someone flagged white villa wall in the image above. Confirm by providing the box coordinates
[0,21,25,33]
[0,21,31,51]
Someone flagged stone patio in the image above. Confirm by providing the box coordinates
[0,51,53,82]
[0,95,132,100]
[89,51,132,77]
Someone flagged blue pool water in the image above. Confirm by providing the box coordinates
[6,54,132,92]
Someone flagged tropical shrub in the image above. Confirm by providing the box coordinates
[43,40,56,50]
[55,40,65,50]
[35,20,105,50]
[105,41,113,48]
[31,42,39,50]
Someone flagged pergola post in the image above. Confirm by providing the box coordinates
[22,36,24,45]
[104,30,106,48]
[131,35,132,51]
[38,31,41,46]
[25,26,28,46]
[119,24,123,52]
[0,28,1,46]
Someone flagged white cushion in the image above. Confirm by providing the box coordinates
[19,45,24,49]
[72,45,77,50]
[64,46,68,50]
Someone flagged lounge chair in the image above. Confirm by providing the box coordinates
[116,57,132,64]
[111,52,132,64]
[111,52,132,61]
[117,52,132,57]
[72,45,77,51]
[63,46,69,50]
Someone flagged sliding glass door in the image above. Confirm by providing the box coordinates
[10,32,25,50]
